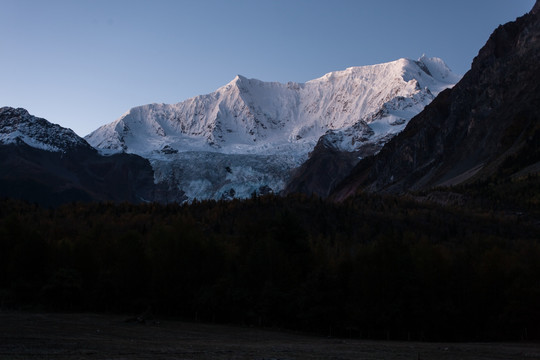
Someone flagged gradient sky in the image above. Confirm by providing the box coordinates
[1,0,535,136]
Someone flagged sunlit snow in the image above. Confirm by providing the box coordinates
[85,56,459,201]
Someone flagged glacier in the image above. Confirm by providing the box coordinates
[86,56,460,201]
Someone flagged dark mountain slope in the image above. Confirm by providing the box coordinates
[0,143,159,206]
[0,107,183,206]
[282,136,365,197]
[332,2,540,200]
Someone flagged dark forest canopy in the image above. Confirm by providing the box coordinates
[1,176,539,342]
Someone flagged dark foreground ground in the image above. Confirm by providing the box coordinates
[1,311,539,360]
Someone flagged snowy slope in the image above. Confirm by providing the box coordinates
[0,107,91,153]
[86,56,459,201]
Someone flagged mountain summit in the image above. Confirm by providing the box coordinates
[0,107,92,153]
[86,56,458,201]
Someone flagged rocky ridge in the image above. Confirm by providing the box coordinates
[331,2,540,200]
[0,107,92,153]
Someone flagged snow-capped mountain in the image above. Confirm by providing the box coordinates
[0,107,92,153]
[86,56,459,201]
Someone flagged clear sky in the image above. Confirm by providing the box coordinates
[1,0,535,136]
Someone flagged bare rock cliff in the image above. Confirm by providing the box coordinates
[332,2,540,200]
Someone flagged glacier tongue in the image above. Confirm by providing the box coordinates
[151,151,304,201]
[85,56,459,202]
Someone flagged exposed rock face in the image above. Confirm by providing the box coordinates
[0,107,183,206]
[283,120,384,197]
[0,107,93,153]
[332,2,540,200]
[282,137,362,197]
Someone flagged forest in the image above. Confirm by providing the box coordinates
[1,174,539,342]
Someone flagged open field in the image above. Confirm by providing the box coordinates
[0,311,539,360]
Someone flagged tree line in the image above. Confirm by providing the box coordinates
[0,188,539,341]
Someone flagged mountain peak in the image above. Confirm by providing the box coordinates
[416,55,460,83]
[219,74,253,92]
[229,74,247,84]
[1,107,30,117]
[0,107,92,153]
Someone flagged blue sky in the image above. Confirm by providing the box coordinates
[1,0,535,136]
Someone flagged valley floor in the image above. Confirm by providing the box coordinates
[1,311,538,360]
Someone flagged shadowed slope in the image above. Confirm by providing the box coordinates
[332,2,540,200]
